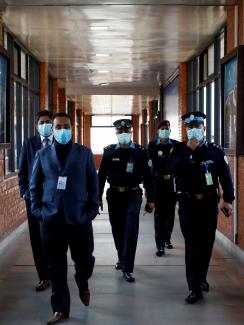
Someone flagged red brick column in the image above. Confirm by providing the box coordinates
[39,62,48,110]
[148,101,153,142]
[71,101,76,142]
[132,114,139,144]
[179,63,187,142]
[58,88,66,113]
[51,78,58,114]
[141,109,147,147]
[83,114,91,148]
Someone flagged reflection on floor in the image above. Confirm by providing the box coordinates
[0,200,244,325]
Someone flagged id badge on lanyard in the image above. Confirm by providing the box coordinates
[57,176,67,190]
[204,163,213,186]
[126,161,134,173]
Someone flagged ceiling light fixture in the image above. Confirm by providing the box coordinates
[89,26,109,31]
[95,54,110,57]
[98,70,110,73]
[99,83,109,86]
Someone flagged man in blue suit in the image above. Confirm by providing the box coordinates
[30,112,99,325]
[18,110,53,291]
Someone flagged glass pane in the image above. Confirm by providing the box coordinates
[14,46,18,75]
[91,127,117,153]
[208,44,214,76]
[92,115,130,127]
[20,51,27,80]
[211,82,215,142]
[220,32,225,59]
[0,53,7,143]
[203,53,208,80]
[203,86,207,115]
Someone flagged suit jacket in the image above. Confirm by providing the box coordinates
[18,135,42,200]
[29,143,99,225]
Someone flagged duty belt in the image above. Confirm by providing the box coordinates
[111,186,140,192]
[177,191,217,200]
[155,174,171,181]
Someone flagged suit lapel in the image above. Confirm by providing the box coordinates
[49,144,62,171]
[63,144,77,174]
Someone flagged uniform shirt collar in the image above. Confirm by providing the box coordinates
[198,137,206,147]
[156,138,172,145]
[115,142,136,149]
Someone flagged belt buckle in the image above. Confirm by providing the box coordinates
[195,193,204,200]
[163,175,171,181]
[118,187,125,192]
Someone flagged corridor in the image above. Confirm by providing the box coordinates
[0,200,244,325]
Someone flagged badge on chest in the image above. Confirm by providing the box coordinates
[57,176,67,190]
[126,161,134,173]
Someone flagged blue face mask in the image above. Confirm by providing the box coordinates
[38,123,52,137]
[54,129,72,145]
[159,129,170,138]
[117,132,132,145]
[187,128,204,141]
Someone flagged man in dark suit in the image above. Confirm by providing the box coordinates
[18,110,53,291]
[30,112,99,325]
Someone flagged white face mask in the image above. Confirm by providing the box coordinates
[187,128,204,141]
[117,132,132,145]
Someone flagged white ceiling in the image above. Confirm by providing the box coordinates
[1,1,232,113]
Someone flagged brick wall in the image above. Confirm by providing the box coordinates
[237,156,244,249]
[0,149,26,240]
[217,155,234,241]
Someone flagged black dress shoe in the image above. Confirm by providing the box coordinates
[115,261,122,270]
[123,272,135,283]
[156,247,165,257]
[201,280,210,292]
[79,289,90,306]
[165,240,173,249]
[185,290,203,304]
[35,280,50,292]
[47,312,69,324]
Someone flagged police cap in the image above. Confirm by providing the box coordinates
[157,120,170,129]
[181,111,206,126]
[113,119,133,129]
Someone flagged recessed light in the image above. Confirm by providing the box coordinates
[89,26,109,31]
[99,83,109,86]
[95,54,110,57]
[98,70,110,73]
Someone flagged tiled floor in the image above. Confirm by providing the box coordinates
[1,200,244,325]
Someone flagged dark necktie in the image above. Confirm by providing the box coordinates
[42,138,50,148]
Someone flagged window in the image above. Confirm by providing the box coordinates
[90,115,132,153]
[4,31,40,175]
[187,28,225,144]
[208,44,215,76]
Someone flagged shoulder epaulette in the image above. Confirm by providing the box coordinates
[104,144,116,151]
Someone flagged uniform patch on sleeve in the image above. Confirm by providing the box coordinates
[148,159,153,167]
[224,155,229,164]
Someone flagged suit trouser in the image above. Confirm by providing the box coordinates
[106,188,142,273]
[40,219,95,315]
[25,199,49,281]
[154,183,176,248]
[178,196,218,291]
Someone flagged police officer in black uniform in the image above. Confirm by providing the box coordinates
[98,119,154,282]
[147,120,178,256]
[168,112,234,304]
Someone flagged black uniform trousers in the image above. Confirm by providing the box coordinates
[178,195,218,292]
[25,199,49,282]
[40,219,95,315]
[106,188,142,273]
[154,181,176,248]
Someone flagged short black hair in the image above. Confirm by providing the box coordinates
[53,112,72,125]
[35,110,53,124]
